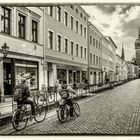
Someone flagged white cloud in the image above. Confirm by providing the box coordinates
[83,5,140,61]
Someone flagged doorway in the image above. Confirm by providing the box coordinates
[3,61,14,95]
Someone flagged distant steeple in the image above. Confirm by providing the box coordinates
[121,43,125,61]
[138,27,140,39]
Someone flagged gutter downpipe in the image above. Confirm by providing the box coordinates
[87,22,90,93]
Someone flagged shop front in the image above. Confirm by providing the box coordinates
[47,62,87,88]
[3,58,39,96]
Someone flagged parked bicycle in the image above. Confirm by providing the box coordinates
[11,93,47,131]
[40,86,56,104]
[56,97,80,123]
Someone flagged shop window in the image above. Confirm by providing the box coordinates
[68,70,72,84]
[57,69,67,82]
[76,71,80,83]
[15,60,38,90]
[82,71,87,82]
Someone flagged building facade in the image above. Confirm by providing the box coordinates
[88,22,102,85]
[0,7,44,101]
[44,6,89,88]
[101,36,110,84]
[105,36,117,83]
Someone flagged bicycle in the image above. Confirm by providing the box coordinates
[56,97,80,123]
[11,94,47,131]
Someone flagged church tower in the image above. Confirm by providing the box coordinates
[121,43,125,61]
[135,28,140,65]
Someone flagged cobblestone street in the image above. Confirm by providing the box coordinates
[1,79,140,135]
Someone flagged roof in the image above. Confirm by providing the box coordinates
[105,36,117,49]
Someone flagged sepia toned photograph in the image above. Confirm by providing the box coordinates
[0,1,140,135]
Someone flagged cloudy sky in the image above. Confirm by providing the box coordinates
[82,5,140,61]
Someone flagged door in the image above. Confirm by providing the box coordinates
[3,62,12,95]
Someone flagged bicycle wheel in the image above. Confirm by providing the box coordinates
[34,105,47,123]
[37,94,45,105]
[12,109,28,131]
[57,105,68,123]
[73,103,80,116]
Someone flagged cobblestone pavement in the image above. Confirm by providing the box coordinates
[1,79,140,135]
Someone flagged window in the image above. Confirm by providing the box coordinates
[70,16,73,30]
[77,71,80,83]
[84,48,86,59]
[82,71,87,82]
[81,46,83,58]
[71,41,74,55]
[90,35,92,45]
[96,56,98,65]
[64,38,68,53]
[1,7,11,34]
[32,20,38,43]
[93,38,95,47]
[93,54,95,64]
[84,16,86,21]
[48,6,53,17]
[64,11,68,26]
[18,14,26,39]
[76,44,78,57]
[70,6,74,9]
[15,60,38,90]
[68,70,73,84]
[99,57,100,65]
[57,69,67,83]
[57,6,61,22]
[96,40,98,48]
[57,35,61,51]
[76,21,78,33]
[84,27,86,38]
[48,31,53,49]
[80,13,83,18]
[76,8,78,14]
[80,24,83,36]
[90,53,92,63]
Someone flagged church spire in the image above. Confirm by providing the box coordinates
[121,43,125,61]
[138,27,140,39]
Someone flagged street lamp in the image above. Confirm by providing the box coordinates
[0,42,9,62]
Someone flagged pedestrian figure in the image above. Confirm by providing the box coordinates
[14,74,35,116]
[59,80,77,118]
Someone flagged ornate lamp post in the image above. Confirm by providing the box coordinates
[0,42,9,102]
[0,42,9,62]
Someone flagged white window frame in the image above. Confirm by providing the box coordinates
[64,10,68,27]
[64,37,69,54]
[48,29,54,49]
[48,6,53,17]
[56,33,62,51]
